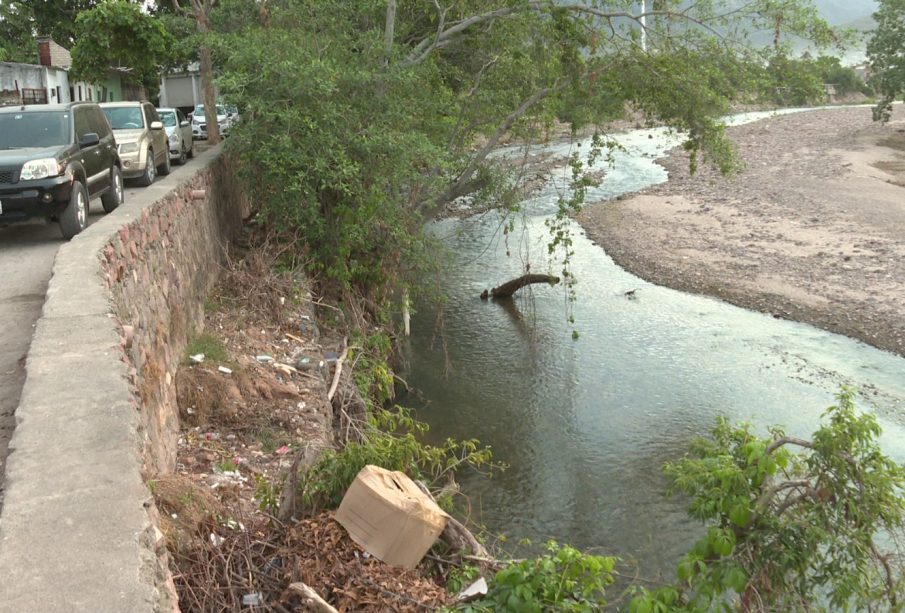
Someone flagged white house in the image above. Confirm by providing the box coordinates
[0,37,131,106]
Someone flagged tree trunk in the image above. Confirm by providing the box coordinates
[481,274,560,300]
[197,14,220,144]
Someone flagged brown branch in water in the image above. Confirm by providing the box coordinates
[480,274,560,300]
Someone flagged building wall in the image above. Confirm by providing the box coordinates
[0,62,45,104]
[44,67,70,104]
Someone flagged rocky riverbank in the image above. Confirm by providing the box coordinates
[578,105,905,358]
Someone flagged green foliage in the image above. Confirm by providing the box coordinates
[446,564,481,596]
[460,542,616,612]
[70,1,174,94]
[757,53,871,107]
[254,473,280,514]
[868,0,905,121]
[184,333,229,364]
[350,331,396,408]
[631,388,905,611]
[0,1,38,63]
[299,407,496,511]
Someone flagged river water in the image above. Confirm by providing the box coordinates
[400,112,905,579]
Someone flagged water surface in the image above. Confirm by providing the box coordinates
[401,111,905,578]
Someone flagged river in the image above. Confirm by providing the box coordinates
[400,111,905,580]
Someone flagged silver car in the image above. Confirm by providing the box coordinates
[158,107,194,165]
[100,101,170,186]
[191,104,230,140]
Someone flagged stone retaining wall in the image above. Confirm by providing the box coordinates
[0,146,249,612]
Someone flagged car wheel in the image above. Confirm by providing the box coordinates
[158,147,172,176]
[177,143,187,166]
[59,181,88,239]
[137,149,156,186]
[101,166,124,213]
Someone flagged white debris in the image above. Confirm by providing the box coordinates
[189,353,205,363]
[218,366,233,374]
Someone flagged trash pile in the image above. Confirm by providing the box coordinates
[157,235,472,611]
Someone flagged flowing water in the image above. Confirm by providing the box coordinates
[400,112,905,579]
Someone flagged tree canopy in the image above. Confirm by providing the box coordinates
[868,0,905,122]
[70,1,175,95]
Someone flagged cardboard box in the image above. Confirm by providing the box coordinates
[334,465,449,569]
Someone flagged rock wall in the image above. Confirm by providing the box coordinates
[0,146,249,613]
[102,155,249,476]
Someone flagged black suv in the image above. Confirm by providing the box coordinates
[0,102,123,239]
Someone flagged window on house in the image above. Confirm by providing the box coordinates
[78,85,82,100]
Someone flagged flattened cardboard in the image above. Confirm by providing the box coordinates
[334,465,450,569]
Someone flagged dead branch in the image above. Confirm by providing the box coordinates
[327,337,349,402]
[414,481,489,559]
[288,582,339,613]
[481,274,560,300]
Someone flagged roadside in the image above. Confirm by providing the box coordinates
[0,145,211,509]
[578,105,905,358]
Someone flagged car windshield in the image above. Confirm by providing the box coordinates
[159,111,177,127]
[0,111,70,149]
[194,105,227,117]
[102,107,145,130]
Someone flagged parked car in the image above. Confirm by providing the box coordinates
[100,101,169,186]
[191,104,230,140]
[157,107,194,165]
[226,105,240,125]
[0,102,123,239]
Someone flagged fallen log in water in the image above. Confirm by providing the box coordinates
[480,274,560,300]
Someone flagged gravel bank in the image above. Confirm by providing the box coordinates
[578,105,905,357]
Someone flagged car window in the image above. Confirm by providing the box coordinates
[102,107,144,130]
[74,107,93,140]
[177,110,186,124]
[89,106,111,138]
[0,111,71,149]
[142,104,155,126]
[147,105,161,124]
[160,111,177,128]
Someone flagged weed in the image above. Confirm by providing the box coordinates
[298,407,499,512]
[256,427,290,454]
[217,459,238,473]
[185,333,229,364]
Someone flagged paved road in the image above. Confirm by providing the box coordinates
[0,169,192,502]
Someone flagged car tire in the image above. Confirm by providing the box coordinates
[177,143,187,166]
[137,149,156,186]
[158,148,172,176]
[101,166,124,213]
[59,181,88,239]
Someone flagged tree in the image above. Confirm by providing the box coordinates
[22,0,100,49]
[630,388,905,611]
[868,0,905,122]
[171,0,221,143]
[70,1,175,97]
[0,1,39,63]
[210,0,835,316]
